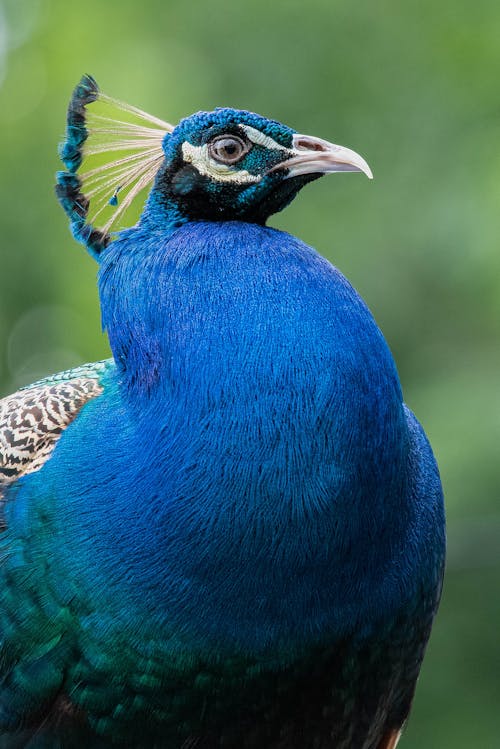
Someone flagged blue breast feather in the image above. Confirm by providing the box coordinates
[2,221,444,688]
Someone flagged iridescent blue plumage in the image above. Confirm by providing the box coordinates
[0,76,445,748]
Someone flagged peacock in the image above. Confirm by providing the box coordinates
[0,75,445,749]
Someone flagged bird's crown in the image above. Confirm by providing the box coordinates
[56,75,371,258]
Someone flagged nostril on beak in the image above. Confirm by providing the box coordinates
[294,137,329,152]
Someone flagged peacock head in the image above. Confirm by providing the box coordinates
[57,75,372,256]
[154,107,372,225]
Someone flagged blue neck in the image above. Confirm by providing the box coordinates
[80,220,412,653]
[12,219,417,661]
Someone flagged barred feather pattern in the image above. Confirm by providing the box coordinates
[0,376,103,498]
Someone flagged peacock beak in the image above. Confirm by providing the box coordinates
[271,134,373,180]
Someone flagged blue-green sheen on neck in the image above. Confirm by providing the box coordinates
[20,219,413,655]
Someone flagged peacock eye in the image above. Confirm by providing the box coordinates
[208,135,250,165]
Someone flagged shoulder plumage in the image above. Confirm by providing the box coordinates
[0,359,112,495]
[18,359,112,390]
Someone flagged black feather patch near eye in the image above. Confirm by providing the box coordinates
[171,165,203,196]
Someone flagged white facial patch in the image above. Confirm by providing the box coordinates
[240,125,290,154]
[181,142,261,184]
[181,124,291,184]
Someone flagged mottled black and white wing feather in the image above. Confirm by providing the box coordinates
[0,360,110,499]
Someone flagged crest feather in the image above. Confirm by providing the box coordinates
[55,75,174,258]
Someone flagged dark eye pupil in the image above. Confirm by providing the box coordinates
[209,135,249,165]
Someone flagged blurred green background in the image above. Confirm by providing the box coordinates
[0,0,499,746]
